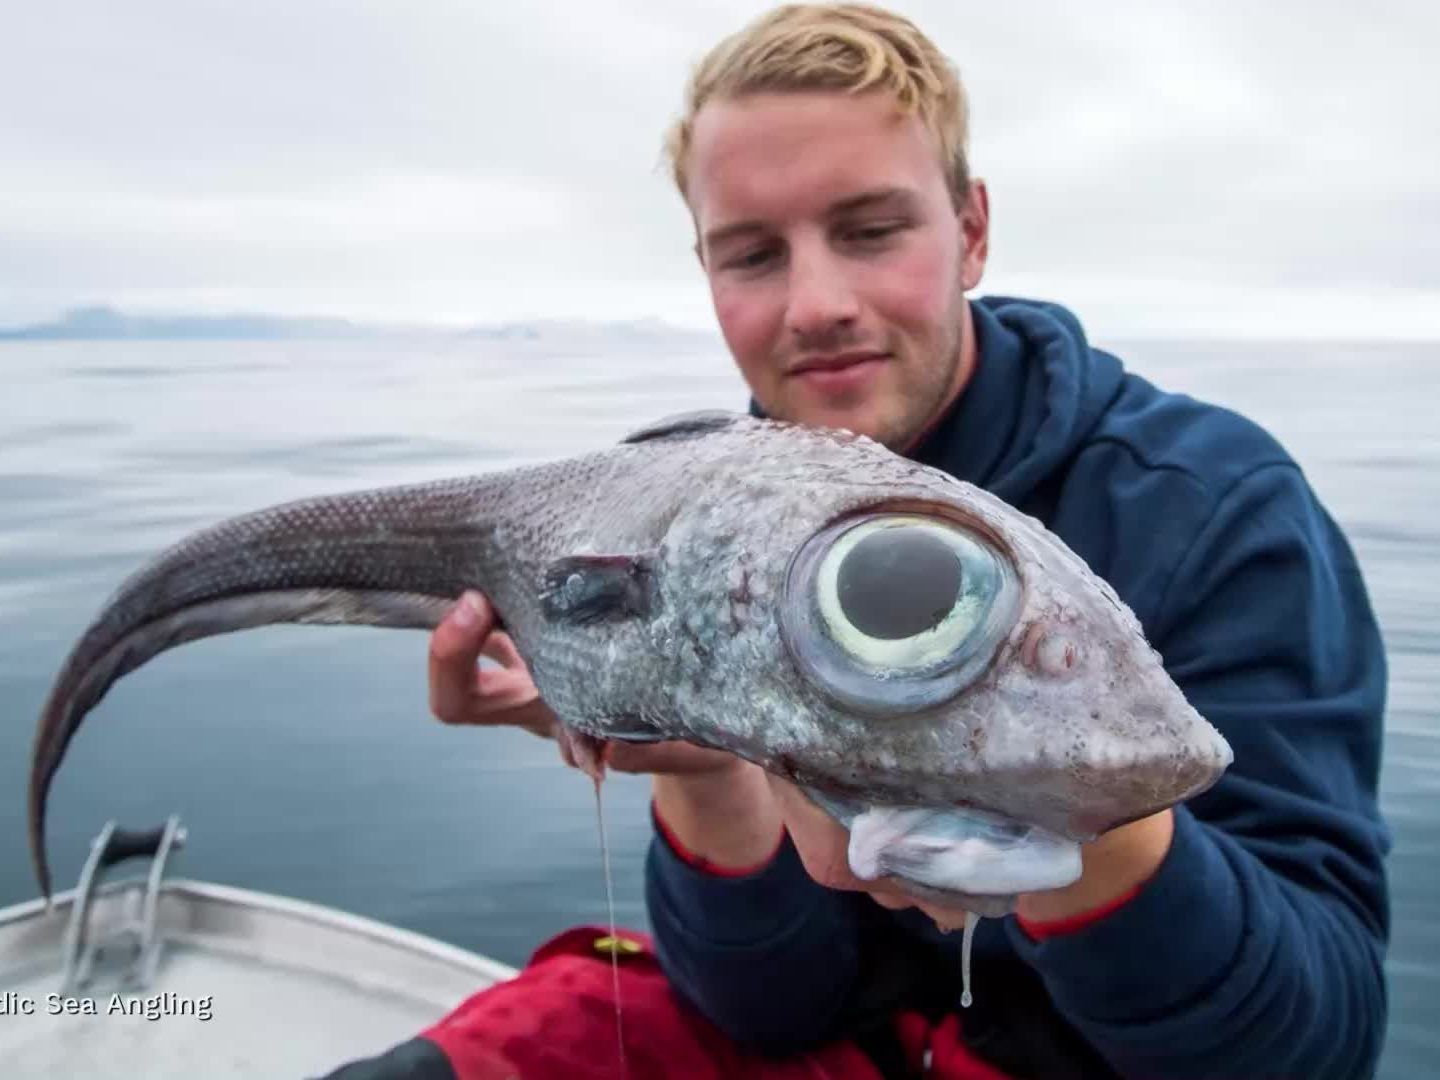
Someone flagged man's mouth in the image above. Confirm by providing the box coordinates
[789,350,888,374]
[788,351,889,394]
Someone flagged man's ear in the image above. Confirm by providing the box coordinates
[960,178,990,292]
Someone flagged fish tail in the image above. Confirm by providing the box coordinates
[28,474,504,899]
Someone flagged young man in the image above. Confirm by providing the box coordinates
[332,5,1391,1077]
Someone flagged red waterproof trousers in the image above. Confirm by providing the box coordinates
[420,926,1013,1080]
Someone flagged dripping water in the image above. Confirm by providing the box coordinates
[960,910,979,1008]
[594,774,629,1078]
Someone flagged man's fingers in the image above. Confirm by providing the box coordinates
[479,629,525,670]
[604,740,740,776]
[428,591,496,724]
[557,731,578,769]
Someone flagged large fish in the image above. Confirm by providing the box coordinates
[28,411,1232,914]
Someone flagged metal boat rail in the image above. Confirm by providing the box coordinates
[0,817,516,1078]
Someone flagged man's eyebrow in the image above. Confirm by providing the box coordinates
[827,187,919,216]
[702,219,769,251]
[703,188,921,249]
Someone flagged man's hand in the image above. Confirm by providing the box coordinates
[428,591,557,737]
[1013,809,1173,924]
[429,590,781,869]
[427,590,738,774]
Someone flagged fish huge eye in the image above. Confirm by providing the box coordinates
[782,515,1020,716]
[831,527,963,640]
[818,519,999,667]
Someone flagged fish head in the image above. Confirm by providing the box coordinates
[644,420,1232,908]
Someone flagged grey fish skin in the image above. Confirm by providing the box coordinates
[28,411,1232,899]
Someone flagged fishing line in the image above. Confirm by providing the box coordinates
[593,776,629,1079]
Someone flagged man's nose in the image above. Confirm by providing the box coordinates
[785,243,859,341]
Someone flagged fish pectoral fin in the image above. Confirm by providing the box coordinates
[540,554,654,624]
[598,714,668,743]
[620,410,744,444]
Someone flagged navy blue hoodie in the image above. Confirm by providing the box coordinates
[646,296,1392,1078]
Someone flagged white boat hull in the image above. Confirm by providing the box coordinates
[0,876,517,1078]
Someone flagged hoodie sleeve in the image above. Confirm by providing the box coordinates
[644,811,865,1053]
[1005,461,1391,1079]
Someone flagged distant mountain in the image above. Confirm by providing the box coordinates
[0,306,370,341]
[459,316,712,343]
[0,306,718,343]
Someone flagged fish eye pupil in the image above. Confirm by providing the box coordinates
[836,527,962,640]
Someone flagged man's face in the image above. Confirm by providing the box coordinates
[685,90,989,451]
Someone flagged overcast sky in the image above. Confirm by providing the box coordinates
[3,1,1436,338]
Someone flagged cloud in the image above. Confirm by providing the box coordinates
[2,0,1435,335]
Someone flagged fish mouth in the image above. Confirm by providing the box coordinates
[562,726,1085,916]
[804,788,1082,916]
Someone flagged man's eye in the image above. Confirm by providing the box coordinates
[845,223,905,244]
[723,247,779,272]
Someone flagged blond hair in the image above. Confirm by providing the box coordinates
[664,4,971,205]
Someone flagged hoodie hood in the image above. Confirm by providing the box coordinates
[911,295,1126,505]
[747,295,1126,507]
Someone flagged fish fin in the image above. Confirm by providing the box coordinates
[541,555,653,624]
[599,715,668,743]
[621,410,743,444]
